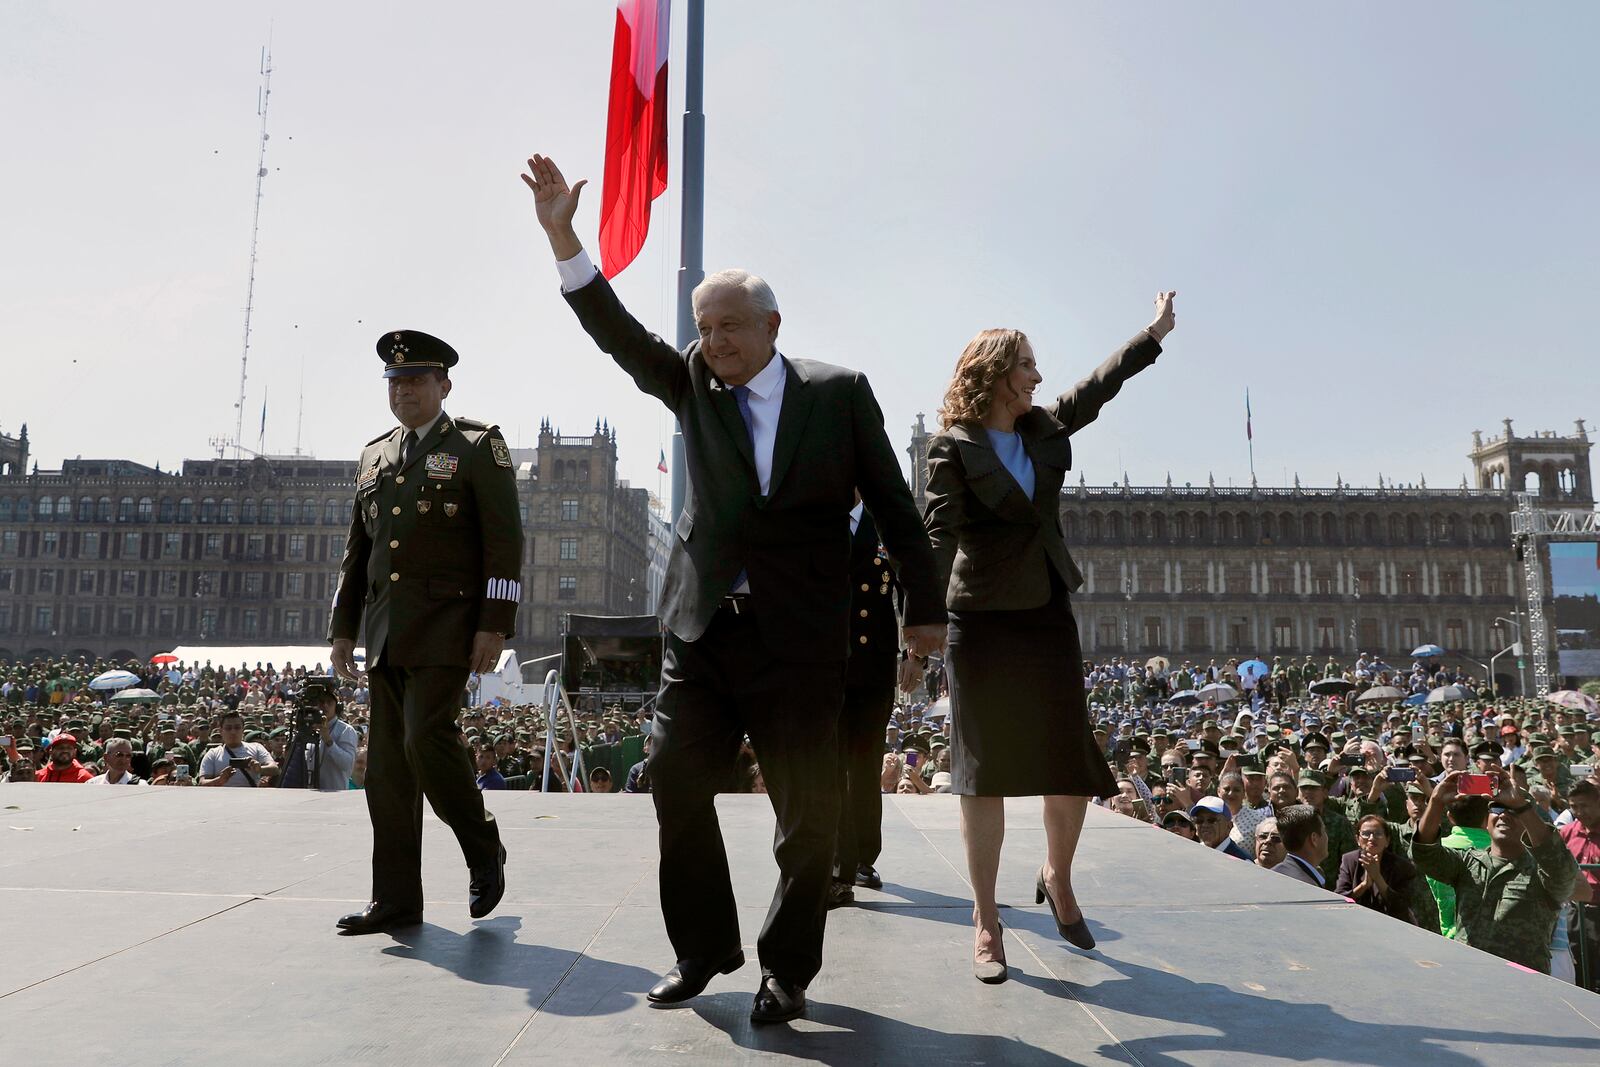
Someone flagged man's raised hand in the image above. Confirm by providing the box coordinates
[520,154,587,259]
[1146,290,1177,342]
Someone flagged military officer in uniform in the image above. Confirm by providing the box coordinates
[329,330,525,934]
[829,501,903,908]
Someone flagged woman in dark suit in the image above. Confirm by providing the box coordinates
[1334,815,1419,924]
[922,292,1176,982]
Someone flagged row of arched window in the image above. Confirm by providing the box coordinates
[1064,509,1509,546]
[0,495,354,526]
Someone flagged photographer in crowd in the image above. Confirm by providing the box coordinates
[278,678,359,792]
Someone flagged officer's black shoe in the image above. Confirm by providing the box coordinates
[826,879,855,910]
[336,902,423,935]
[469,843,508,919]
[751,974,806,1024]
[855,864,883,890]
[646,948,746,1005]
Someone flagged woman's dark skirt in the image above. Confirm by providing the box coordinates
[947,580,1117,798]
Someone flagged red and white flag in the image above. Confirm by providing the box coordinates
[600,0,670,279]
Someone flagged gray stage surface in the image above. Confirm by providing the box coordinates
[3,786,1599,1066]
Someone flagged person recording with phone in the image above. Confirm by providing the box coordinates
[198,711,276,787]
[1412,770,1579,973]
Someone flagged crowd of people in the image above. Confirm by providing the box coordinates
[4,650,1597,989]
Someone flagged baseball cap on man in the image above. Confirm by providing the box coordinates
[1189,795,1229,819]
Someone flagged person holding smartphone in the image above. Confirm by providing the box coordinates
[198,711,275,787]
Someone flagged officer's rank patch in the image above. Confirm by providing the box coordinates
[417,500,432,515]
[368,501,378,520]
[425,453,459,480]
[356,464,380,493]
[443,502,458,517]
[490,439,512,468]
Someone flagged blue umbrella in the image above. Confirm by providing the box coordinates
[1238,660,1270,679]
[1411,644,1446,659]
[1403,693,1428,706]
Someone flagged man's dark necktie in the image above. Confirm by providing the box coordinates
[400,429,418,468]
[730,385,756,593]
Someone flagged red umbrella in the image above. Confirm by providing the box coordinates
[150,653,179,665]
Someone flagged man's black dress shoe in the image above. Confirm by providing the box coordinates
[826,879,855,909]
[469,843,507,919]
[751,974,806,1024]
[855,864,883,890]
[646,948,746,1005]
[336,902,423,935]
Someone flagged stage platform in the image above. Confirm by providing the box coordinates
[3,786,1598,1066]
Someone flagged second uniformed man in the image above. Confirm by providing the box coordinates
[329,329,525,934]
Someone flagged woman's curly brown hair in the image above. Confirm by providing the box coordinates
[937,328,1030,430]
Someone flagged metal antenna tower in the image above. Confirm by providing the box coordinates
[231,44,274,459]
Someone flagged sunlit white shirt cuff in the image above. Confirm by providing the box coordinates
[557,250,600,293]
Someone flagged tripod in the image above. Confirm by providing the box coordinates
[280,711,323,790]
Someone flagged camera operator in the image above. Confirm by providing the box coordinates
[282,681,360,791]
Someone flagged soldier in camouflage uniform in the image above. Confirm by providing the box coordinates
[1412,770,1579,973]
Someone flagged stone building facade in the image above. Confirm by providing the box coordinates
[907,418,1594,687]
[0,418,650,663]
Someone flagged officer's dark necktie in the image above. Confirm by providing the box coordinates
[730,385,757,593]
[400,429,418,468]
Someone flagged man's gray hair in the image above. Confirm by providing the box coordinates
[105,737,132,756]
[692,269,779,318]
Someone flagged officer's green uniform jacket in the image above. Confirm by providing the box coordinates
[1412,834,1578,972]
[1317,803,1356,886]
[329,414,524,667]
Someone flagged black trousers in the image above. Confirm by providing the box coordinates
[650,605,844,987]
[365,661,500,910]
[833,682,895,881]
[1572,903,1600,993]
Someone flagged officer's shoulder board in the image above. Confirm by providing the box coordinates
[365,427,396,447]
[453,418,513,468]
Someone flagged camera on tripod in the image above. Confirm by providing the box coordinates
[280,676,340,789]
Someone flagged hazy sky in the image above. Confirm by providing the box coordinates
[4,2,1596,498]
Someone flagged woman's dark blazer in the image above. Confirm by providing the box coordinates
[1334,848,1419,924]
[923,332,1162,611]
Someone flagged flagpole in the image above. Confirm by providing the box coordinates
[670,0,705,522]
[1246,388,1255,483]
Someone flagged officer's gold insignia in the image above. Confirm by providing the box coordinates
[443,502,458,517]
[368,501,378,520]
[490,439,512,468]
[417,500,431,515]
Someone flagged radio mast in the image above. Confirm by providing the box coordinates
[231,44,274,459]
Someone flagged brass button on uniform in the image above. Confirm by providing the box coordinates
[389,540,400,549]
[860,583,870,592]
[858,636,869,645]
[859,609,869,618]
[391,506,402,515]
[389,572,400,582]
[396,475,405,485]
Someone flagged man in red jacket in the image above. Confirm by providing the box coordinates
[36,734,93,783]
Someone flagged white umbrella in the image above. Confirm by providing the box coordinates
[1196,682,1240,703]
[1546,690,1599,715]
[1425,684,1475,704]
[1355,685,1407,704]
[110,687,162,704]
[89,670,140,691]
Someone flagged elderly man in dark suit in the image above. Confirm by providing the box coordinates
[522,154,946,1024]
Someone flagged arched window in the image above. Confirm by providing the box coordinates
[199,498,218,523]
[158,497,176,523]
[78,496,94,521]
[1108,513,1124,541]
[178,497,195,522]
[261,498,277,524]
[0,497,11,521]
[1131,513,1147,541]
[1087,512,1103,542]
[1280,511,1296,543]
[323,499,341,525]
[14,496,28,521]
[96,496,113,521]
[1364,514,1380,542]
[283,499,299,524]
[1406,514,1421,542]
[221,498,236,523]
[1301,514,1316,543]
[1062,512,1079,543]
[241,498,257,524]
[1194,513,1210,541]
[57,495,70,519]
[37,495,53,519]
[1388,515,1403,542]
[1153,513,1167,541]
[138,497,154,521]
[1490,514,1508,541]
[118,497,134,522]
[1218,513,1233,541]
[1260,513,1275,541]
[1324,513,1338,542]
[1523,470,1541,494]
[303,499,317,524]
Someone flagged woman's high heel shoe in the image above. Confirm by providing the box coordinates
[1036,867,1095,950]
[973,922,1009,984]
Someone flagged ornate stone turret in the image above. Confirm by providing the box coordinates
[1470,419,1593,501]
